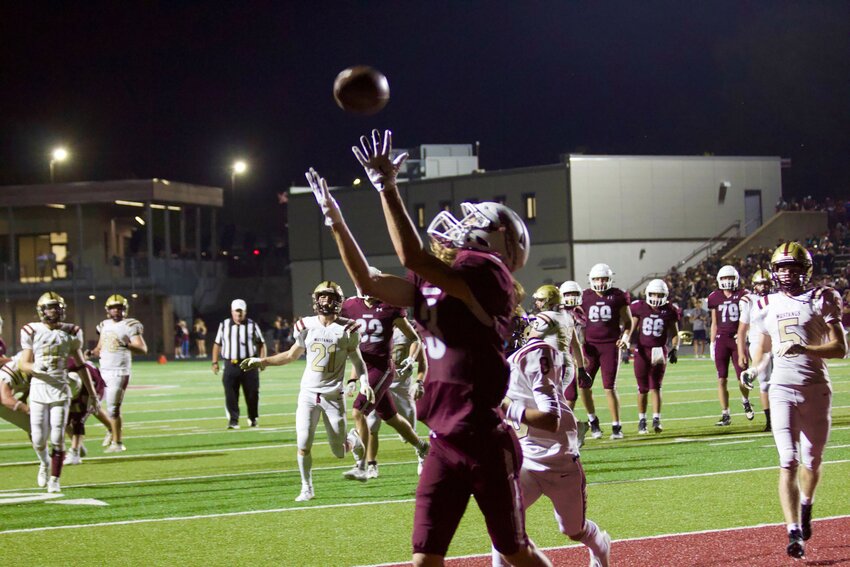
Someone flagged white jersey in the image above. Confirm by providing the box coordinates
[0,353,29,397]
[294,316,361,394]
[97,317,144,371]
[20,321,83,403]
[530,309,578,373]
[753,287,843,387]
[738,292,767,346]
[506,338,579,472]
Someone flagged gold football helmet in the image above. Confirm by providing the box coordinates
[37,291,66,324]
[105,294,129,314]
[312,281,344,315]
[770,242,812,294]
[751,269,772,296]
[678,330,694,346]
[532,284,562,312]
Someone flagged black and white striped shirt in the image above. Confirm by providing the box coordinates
[215,318,265,361]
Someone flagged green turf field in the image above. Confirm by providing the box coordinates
[2,357,849,566]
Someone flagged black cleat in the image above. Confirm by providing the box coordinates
[589,416,603,439]
[610,424,624,439]
[715,414,731,426]
[653,416,663,433]
[743,400,755,420]
[801,504,813,541]
[638,418,648,435]
[787,529,805,558]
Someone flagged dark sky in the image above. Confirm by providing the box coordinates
[2,1,849,226]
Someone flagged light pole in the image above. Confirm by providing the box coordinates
[49,147,69,183]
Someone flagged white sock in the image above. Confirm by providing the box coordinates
[580,520,608,557]
[653,413,661,419]
[801,496,813,506]
[722,409,730,416]
[638,413,647,420]
[297,453,312,487]
[788,523,801,533]
[587,414,596,422]
[612,421,621,427]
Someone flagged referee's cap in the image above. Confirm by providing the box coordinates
[231,299,247,311]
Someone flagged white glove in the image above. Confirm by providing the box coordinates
[240,358,263,371]
[359,375,375,404]
[411,380,425,401]
[351,129,409,192]
[345,379,358,397]
[305,168,344,227]
[397,356,416,377]
[740,368,757,390]
[709,341,716,361]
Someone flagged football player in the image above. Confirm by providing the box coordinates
[624,279,680,434]
[64,358,107,465]
[241,281,368,502]
[708,265,751,426]
[307,128,551,567]
[19,292,99,493]
[340,278,429,481]
[91,294,147,452]
[558,281,592,415]
[580,263,633,439]
[743,242,847,558]
[0,315,11,365]
[737,269,773,431]
[364,323,428,478]
[0,353,31,433]
[492,316,610,567]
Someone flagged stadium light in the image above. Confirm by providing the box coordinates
[134,216,146,226]
[353,178,361,186]
[49,147,69,182]
[231,160,248,191]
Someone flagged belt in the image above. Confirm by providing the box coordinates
[226,358,252,365]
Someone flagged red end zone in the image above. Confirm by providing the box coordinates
[372,516,850,566]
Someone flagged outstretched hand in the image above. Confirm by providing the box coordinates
[351,129,408,192]
[306,168,343,227]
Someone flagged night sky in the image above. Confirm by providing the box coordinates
[2,2,849,231]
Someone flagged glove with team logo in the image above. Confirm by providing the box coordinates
[345,379,358,397]
[668,348,678,364]
[396,356,416,377]
[306,168,344,227]
[359,375,375,404]
[351,129,409,192]
[240,358,263,371]
[411,380,425,401]
[577,368,593,389]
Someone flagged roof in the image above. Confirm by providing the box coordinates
[0,179,224,208]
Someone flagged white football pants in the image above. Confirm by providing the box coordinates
[295,389,347,458]
[102,369,130,418]
[768,382,831,471]
[30,399,70,453]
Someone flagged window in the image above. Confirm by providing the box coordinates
[415,204,426,229]
[523,193,537,221]
[18,232,69,283]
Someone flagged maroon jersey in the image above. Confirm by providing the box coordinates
[707,289,748,338]
[340,297,406,370]
[410,249,515,437]
[581,287,630,344]
[630,300,680,348]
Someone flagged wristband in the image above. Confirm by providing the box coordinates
[505,401,526,425]
[13,400,22,412]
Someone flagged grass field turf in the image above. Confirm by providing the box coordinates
[1,357,849,566]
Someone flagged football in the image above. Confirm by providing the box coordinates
[332,66,390,115]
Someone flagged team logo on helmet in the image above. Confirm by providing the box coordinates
[105,294,129,318]
[716,265,740,290]
[532,284,562,313]
[770,242,812,295]
[645,279,669,308]
[559,280,582,307]
[37,291,66,324]
[507,306,531,355]
[312,281,344,315]
[427,202,530,272]
[588,263,614,292]
[751,269,772,297]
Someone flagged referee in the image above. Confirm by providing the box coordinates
[211,299,266,429]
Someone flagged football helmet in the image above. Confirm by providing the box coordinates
[678,330,694,346]
[105,294,129,317]
[588,263,614,292]
[427,202,530,272]
[531,284,562,312]
[37,291,66,324]
[312,281,344,315]
[559,280,583,307]
[645,279,669,308]
[770,242,812,295]
[751,269,772,297]
[507,306,530,355]
[716,265,740,290]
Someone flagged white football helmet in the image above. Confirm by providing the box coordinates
[716,265,740,290]
[588,263,614,292]
[645,279,669,308]
[559,280,582,307]
[427,202,530,272]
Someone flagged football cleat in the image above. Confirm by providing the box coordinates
[589,416,603,439]
[637,418,648,435]
[589,530,611,567]
[227,423,240,430]
[715,414,731,427]
[47,477,61,494]
[105,442,126,453]
[786,529,805,558]
[249,419,258,428]
[343,466,368,482]
[577,420,589,448]
[102,431,113,447]
[801,503,813,541]
[64,450,82,465]
[37,464,48,488]
[610,425,623,440]
[652,417,663,434]
[743,400,755,421]
[295,486,314,502]
[366,464,379,479]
